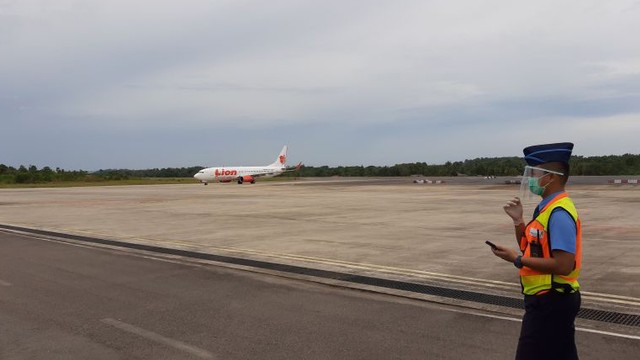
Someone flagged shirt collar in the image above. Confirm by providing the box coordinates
[537,191,566,212]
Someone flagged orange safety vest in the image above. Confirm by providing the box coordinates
[519,192,582,295]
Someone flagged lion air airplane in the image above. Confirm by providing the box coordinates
[194,145,299,185]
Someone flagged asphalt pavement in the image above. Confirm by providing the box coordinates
[1,230,638,360]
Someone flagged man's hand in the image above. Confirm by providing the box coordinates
[503,197,524,225]
[491,246,577,275]
[491,244,519,263]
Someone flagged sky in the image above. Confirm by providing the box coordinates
[2,0,640,170]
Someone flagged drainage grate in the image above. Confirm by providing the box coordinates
[2,224,639,328]
[578,308,640,327]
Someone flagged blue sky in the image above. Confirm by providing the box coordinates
[2,0,640,170]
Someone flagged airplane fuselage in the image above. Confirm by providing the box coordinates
[194,166,285,184]
[194,145,290,185]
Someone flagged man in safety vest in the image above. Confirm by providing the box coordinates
[491,142,581,360]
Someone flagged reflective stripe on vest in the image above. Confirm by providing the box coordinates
[519,192,582,295]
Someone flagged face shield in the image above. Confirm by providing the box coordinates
[519,166,564,202]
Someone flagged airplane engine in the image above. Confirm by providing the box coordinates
[237,175,255,184]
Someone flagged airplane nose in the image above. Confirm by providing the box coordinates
[194,173,201,180]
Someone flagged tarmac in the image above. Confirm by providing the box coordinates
[6,230,639,359]
[1,176,639,327]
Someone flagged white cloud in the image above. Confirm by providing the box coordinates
[587,59,640,81]
[1,0,639,168]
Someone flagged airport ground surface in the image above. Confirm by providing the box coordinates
[2,231,638,360]
[1,176,639,358]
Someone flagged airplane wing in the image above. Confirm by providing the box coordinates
[249,172,273,178]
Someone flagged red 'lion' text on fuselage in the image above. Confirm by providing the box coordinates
[215,169,238,177]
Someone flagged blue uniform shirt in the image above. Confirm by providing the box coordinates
[535,191,577,254]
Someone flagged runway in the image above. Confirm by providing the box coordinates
[1,178,639,357]
[1,230,639,360]
[0,178,638,297]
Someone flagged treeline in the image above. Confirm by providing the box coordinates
[0,165,90,184]
[290,154,640,177]
[1,153,639,184]
[0,165,204,184]
[287,154,640,177]
[93,167,204,180]
[290,157,525,177]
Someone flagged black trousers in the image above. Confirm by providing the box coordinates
[515,291,581,360]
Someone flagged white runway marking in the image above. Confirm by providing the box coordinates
[577,327,640,340]
[101,318,216,359]
[0,279,12,286]
[447,309,640,341]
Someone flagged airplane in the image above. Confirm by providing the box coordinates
[193,145,301,185]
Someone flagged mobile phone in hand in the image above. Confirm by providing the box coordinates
[485,240,498,250]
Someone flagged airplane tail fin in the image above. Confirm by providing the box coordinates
[269,145,288,167]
